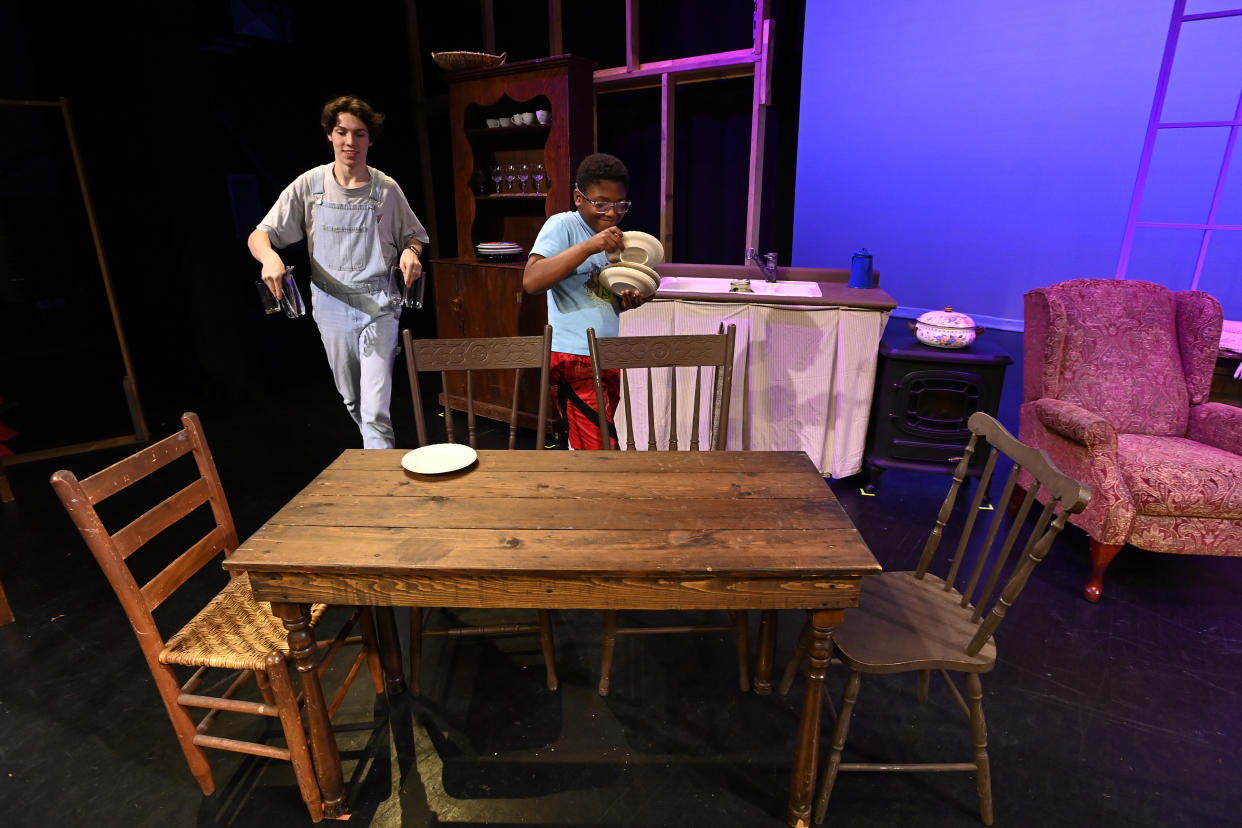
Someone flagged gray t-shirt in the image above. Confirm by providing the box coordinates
[257,163,429,284]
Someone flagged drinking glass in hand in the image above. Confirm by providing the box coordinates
[489,163,502,194]
[517,163,530,194]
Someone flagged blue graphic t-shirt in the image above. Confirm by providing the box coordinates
[529,210,619,355]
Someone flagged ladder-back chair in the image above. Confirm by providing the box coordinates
[49,413,384,822]
[585,325,747,696]
[781,412,1089,825]
[401,325,558,696]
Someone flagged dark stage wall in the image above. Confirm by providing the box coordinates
[1,2,803,454]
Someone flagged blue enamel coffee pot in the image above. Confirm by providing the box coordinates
[849,248,873,289]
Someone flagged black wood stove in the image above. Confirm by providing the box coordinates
[864,323,1012,495]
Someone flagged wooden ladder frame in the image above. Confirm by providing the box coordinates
[0,98,149,503]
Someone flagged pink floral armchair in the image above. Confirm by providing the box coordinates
[1020,278,1242,601]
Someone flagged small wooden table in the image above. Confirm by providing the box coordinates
[225,449,880,827]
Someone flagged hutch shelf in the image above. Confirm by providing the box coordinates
[430,55,595,431]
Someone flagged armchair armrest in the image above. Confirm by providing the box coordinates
[1032,398,1118,451]
[1025,398,1134,548]
[1188,402,1242,456]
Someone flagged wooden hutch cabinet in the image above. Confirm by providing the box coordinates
[430,55,595,430]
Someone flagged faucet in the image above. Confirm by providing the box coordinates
[745,247,779,282]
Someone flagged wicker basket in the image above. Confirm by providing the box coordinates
[431,51,507,72]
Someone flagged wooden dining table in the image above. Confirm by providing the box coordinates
[224,448,880,827]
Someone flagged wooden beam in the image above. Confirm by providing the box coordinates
[626,0,640,72]
[660,73,675,259]
[594,49,759,92]
[548,0,563,55]
[744,19,773,252]
[754,0,771,53]
[482,0,496,54]
[403,0,440,257]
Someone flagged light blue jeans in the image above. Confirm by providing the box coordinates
[310,282,399,449]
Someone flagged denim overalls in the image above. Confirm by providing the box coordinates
[307,166,399,449]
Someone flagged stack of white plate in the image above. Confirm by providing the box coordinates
[599,261,661,298]
[600,231,664,298]
[476,241,524,259]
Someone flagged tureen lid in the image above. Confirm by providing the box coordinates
[917,306,975,328]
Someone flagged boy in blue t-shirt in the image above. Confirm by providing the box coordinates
[524,153,647,449]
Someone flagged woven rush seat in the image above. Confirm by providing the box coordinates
[160,575,327,671]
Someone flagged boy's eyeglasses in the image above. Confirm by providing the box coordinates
[575,186,631,215]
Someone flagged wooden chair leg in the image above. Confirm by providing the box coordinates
[538,610,559,691]
[0,461,13,504]
[408,607,425,697]
[599,610,619,696]
[813,669,862,824]
[1086,540,1123,603]
[732,611,750,692]
[966,672,993,825]
[0,576,14,626]
[777,622,810,696]
[156,664,217,796]
[357,607,389,695]
[254,669,277,705]
[267,652,325,822]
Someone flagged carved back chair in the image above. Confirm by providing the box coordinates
[401,326,558,696]
[50,413,384,822]
[782,412,1089,825]
[585,325,747,696]
[587,324,735,452]
[403,325,552,451]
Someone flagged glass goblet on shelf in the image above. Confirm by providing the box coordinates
[532,163,545,194]
[489,163,502,194]
[517,163,530,194]
[504,164,517,194]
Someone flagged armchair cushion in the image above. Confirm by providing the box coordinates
[1116,435,1242,519]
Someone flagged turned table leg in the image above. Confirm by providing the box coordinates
[273,601,345,819]
[754,609,777,695]
[786,608,842,828]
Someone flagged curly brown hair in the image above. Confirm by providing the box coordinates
[320,96,385,141]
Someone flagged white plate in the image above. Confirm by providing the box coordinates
[606,231,665,266]
[401,443,478,474]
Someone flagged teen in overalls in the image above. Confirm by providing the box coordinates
[248,96,429,448]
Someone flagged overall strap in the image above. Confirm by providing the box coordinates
[311,165,325,195]
[368,167,386,204]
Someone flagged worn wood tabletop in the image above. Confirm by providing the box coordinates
[226,449,879,608]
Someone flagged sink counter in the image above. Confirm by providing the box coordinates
[651,263,896,310]
[619,263,894,478]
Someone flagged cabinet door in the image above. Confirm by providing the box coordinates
[432,264,466,339]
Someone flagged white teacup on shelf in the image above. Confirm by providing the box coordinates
[485,118,500,128]
[518,112,535,126]
[535,109,550,125]
[498,116,512,127]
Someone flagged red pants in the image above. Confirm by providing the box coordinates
[550,352,619,450]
